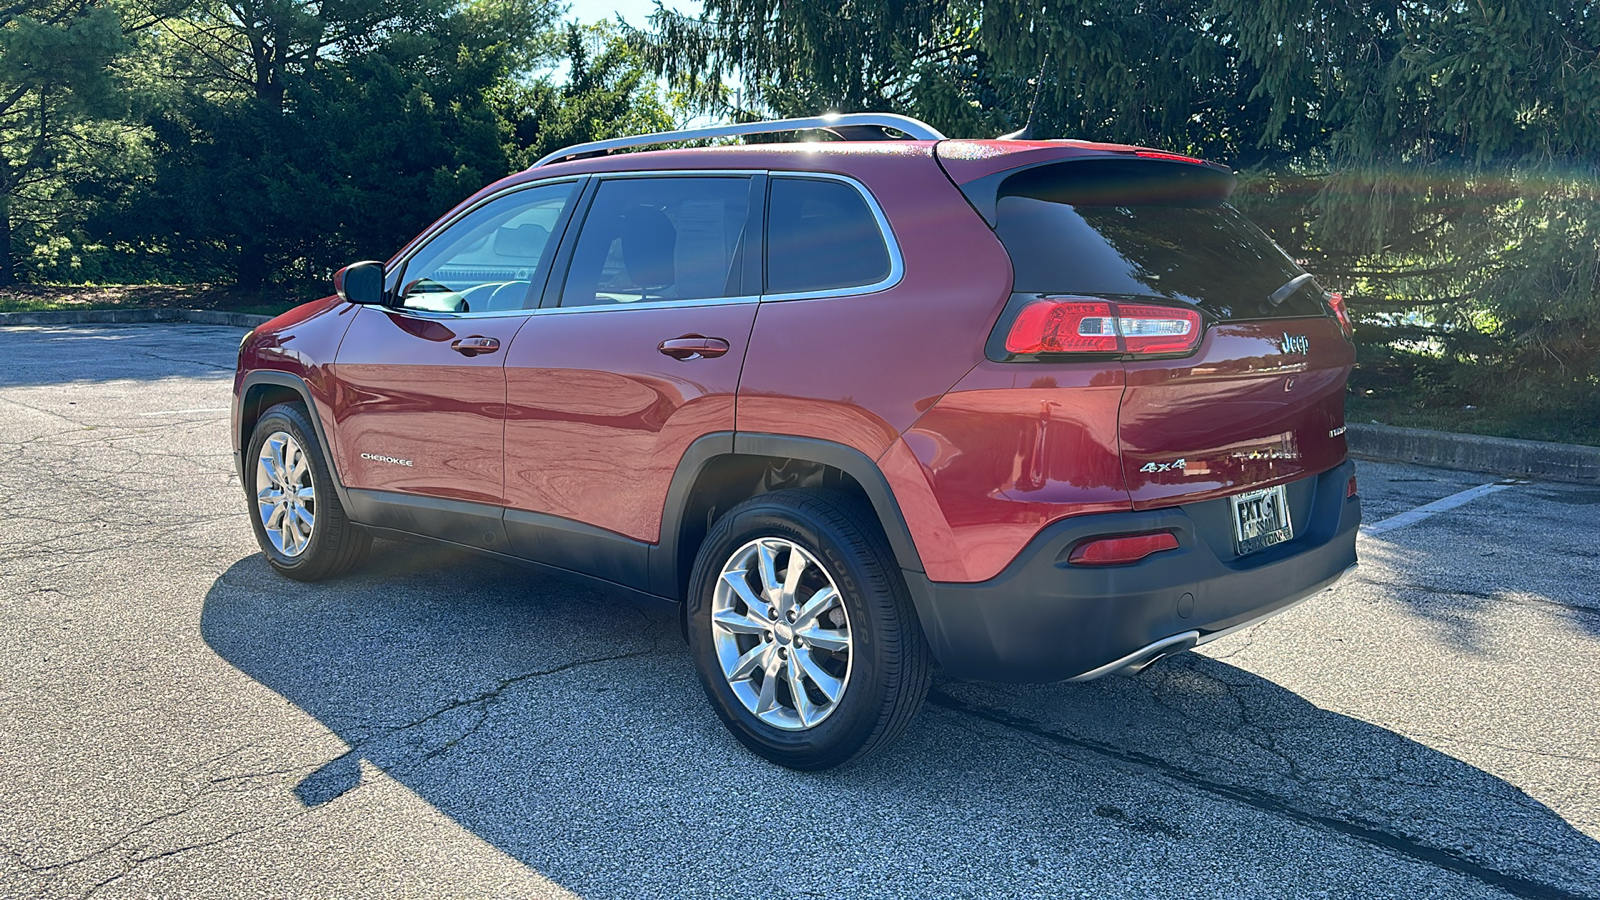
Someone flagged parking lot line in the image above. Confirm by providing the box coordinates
[1360,480,1517,536]
[137,406,231,416]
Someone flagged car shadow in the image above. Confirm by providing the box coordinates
[201,541,1600,899]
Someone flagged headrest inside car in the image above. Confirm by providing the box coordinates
[619,206,677,290]
[494,223,549,259]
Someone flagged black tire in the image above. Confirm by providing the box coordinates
[244,402,371,582]
[685,488,931,770]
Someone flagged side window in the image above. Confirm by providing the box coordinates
[765,177,892,295]
[560,176,751,308]
[397,181,577,314]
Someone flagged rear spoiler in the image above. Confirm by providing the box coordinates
[937,141,1237,226]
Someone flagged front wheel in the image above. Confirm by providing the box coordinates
[685,489,931,770]
[244,402,370,581]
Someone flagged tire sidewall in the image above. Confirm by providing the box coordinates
[686,494,901,768]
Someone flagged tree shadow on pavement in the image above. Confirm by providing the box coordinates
[1358,528,1600,646]
[201,541,1600,900]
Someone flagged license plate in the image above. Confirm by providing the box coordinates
[1230,484,1293,556]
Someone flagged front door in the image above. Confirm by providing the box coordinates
[501,174,761,587]
[332,179,581,548]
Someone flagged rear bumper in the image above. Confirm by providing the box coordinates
[906,460,1360,682]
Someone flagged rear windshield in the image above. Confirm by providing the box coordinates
[994,194,1326,320]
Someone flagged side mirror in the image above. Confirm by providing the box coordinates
[334,260,386,305]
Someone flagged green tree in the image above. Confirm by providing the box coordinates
[642,0,1600,427]
[499,22,677,168]
[106,0,561,287]
[0,0,128,284]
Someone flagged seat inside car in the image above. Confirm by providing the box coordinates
[619,205,678,300]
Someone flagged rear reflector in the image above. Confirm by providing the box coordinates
[1347,475,1358,497]
[1327,291,1354,338]
[1068,532,1180,566]
[1005,298,1202,357]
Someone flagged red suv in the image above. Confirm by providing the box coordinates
[233,113,1360,769]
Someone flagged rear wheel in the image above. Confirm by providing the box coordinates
[245,402,370,581]
[686,489,930,769]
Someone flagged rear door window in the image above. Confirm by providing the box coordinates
[558,176,753,308]
[765,177,892,295]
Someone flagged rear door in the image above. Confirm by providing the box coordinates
[500,173,761,588]
[988,159,1354,511]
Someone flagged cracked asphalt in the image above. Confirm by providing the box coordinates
[2,323,1597,900]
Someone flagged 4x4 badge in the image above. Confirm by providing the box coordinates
[1139,458,1186,474]
[1281,332,1310,354]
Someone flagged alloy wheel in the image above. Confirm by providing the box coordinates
[255,430,316,557]
[710,537,854,730]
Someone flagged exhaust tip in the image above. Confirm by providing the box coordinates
[1123,636,1198,675]
[1068,631,1200,682]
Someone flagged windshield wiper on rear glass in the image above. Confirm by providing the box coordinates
[1262,273,1319,314]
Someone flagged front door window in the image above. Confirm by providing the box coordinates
[398,181,578,314]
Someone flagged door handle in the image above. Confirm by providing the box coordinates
[658,335,730,361]
[451,336,500,357]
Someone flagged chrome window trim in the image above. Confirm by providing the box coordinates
[758,172,905,303]
[386,175,587,319]
[381,168,905,318]
[374,306,542,322]
[529,295,760,316]
[378,293,760,322]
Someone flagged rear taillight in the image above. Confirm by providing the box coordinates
[1327,291,1353,338]
[1004,298,1202,357]
[1068,531,1180,566]
[1007,299,1118,354]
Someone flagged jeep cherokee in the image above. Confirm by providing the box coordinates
[232,113,1360,770]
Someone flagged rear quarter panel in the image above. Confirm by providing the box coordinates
[883,361,1130,582]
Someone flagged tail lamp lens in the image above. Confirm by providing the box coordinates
[1005,299,1202,357]
[1007,300,1118,353]
[1327,291,1353,338]
[1068,531,1181,566]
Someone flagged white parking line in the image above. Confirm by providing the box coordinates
[1361,481,1518,536]
[137,407,230,416]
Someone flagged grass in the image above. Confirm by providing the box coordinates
[1346,394,1600,448]
[0,283,305,317]
[1347,340,1600,448]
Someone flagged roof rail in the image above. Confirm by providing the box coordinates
[529,113,947,169]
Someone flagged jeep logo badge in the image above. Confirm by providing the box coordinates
[1280,332,1310,355]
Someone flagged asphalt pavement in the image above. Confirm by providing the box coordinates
[2,323,1597,899]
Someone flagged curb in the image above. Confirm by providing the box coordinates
[0,308,272,328]
[1348,423,1600,486]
